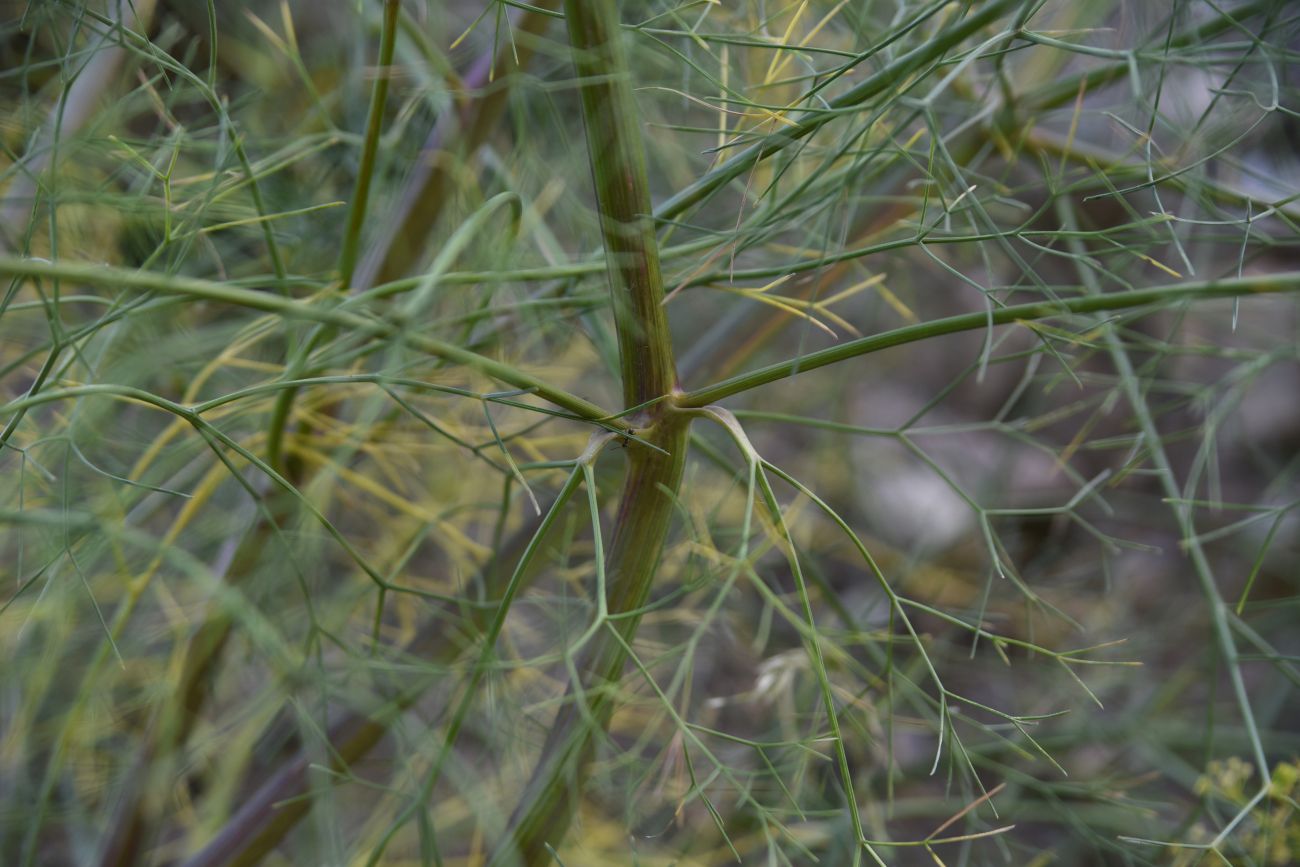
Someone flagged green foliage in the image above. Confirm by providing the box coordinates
[2,1,1299,866]
[1169,758,1300,866]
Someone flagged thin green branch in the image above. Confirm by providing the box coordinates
[0,255,619,425]
[653,0,1023,221]
[337,0,400,291]
[264,0,401,471]
[363,442,602,866]
[1056,198,1272,853]
[678,272,1300,407]
[354,0,560,290]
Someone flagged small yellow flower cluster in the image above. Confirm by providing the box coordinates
[1176,757,1300,866]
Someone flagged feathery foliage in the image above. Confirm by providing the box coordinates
[2,1,1299,865]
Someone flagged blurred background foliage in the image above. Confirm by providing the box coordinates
[1,0,1298,865]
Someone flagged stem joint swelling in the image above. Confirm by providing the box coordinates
[618,389,691,445]
[488,1,684,864]
[490,414,689,867]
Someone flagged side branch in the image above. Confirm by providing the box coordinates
[678,273,1300,407]
[0,255,617,425]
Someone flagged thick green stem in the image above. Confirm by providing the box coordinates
[488,0,685,862]
[489,417,689,867]
[565,0,677,405]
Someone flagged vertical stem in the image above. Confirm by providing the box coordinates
[353,1,560,292]
[490,418,688,866]
[338,0,401,291]
[490,1,685,862]
[265,0,399,472]
[564,0,677,405]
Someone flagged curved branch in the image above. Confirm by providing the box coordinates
[0,255,619,425]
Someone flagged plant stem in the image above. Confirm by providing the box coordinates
[489,418,688,867]
[337,0,401,292]
[0,255,618,424]
[0,0,159,251]
[94,502,283,867]
[678,272,1300,407]
[265,0,400,472]
[173,485,573,867]
[653,0,1022,221]
[565,0,677,405]
[353,1,560,291]
[1019,0,1279,114]
[488,0,685,862]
